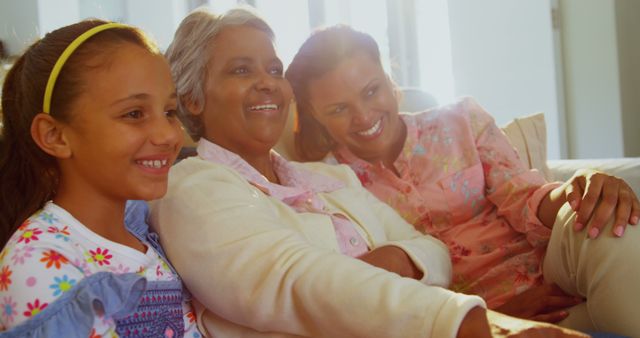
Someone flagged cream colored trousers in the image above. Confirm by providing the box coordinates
[543,203,640,337]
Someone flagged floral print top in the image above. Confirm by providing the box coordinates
[0,201,201,337]
[330,97,561,308]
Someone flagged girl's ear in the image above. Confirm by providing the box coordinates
[30,114,72,159]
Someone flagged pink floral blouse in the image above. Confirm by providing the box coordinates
[330,97,561,308]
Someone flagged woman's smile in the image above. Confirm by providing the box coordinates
[354,117,384,139]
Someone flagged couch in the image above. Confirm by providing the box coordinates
[500,112,640,196]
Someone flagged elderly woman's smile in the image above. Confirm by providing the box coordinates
[245,101,284,120]
[248,103,279,113]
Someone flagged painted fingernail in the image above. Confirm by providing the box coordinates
[588,227,600,239]
[632,216,639,225]
[574,222,584,231]
[614,226,625,237]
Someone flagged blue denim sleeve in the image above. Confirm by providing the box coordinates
[124,200,170,261]
[124,200,151,238]
[0,272,146,338]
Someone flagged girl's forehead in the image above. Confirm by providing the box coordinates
[71,46,171,110]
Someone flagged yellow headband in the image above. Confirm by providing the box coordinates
[42,22,129,114]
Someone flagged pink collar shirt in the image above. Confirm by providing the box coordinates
[331,97,561,308]
[197,138,369,258]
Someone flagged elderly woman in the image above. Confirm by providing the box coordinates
[151,7,587,338]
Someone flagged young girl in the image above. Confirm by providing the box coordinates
[0,20,201,337]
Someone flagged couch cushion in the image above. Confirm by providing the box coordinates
[548,158,640,196]
[500,112,553,181]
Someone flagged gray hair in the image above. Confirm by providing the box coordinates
[165,6,275,140]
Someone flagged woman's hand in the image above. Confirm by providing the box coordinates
[539,169,639,238]
[562,169,639,237]
[495,283,583,323]
[457,307,590,338]
[357,246,423,279]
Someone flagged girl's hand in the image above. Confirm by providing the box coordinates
[457,307,591,338]
[495,283,583,323]
[556,169,639,238]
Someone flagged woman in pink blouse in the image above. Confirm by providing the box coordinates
[286,25,640,336]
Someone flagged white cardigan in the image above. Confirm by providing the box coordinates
[150,156,485,338]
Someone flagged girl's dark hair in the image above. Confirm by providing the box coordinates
[285,25,382,161]
[0,20,158,246]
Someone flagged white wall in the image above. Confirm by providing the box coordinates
[0,0,40,56]
[0,0,181,54]
[125,0,188,51]
[0,0,114,56]
[37,0,80,37]
[615,0,640,157]
[447,0,565,159]
[0,0,82,56]
[560,0,625,158]
[445,0,636,159]
[78,0,126,22]
[255,0,311,69]
[416,0,455,104]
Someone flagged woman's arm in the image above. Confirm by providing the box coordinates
[317,162,453,286]
[463,97,639,239]
[537,186,567,229]
[460,97,556,246]
[358,245,423,279]
[151,160,484,338]
[538,168,639,237]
